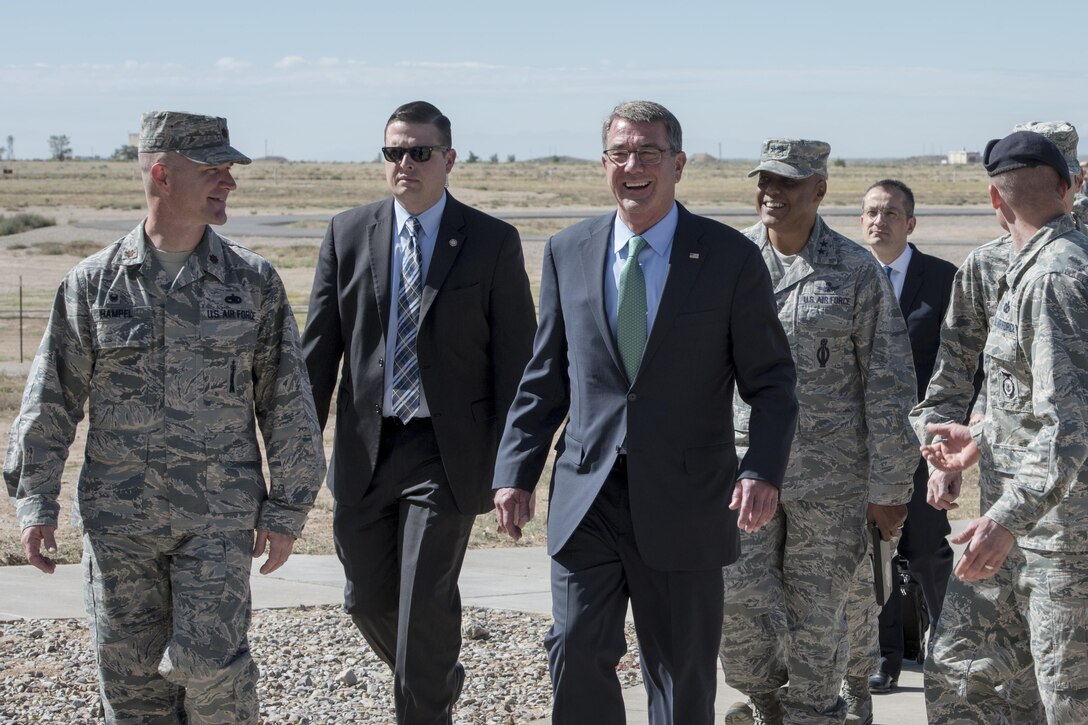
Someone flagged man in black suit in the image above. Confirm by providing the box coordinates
[302,101,536,724]
[844,179,957,709]
[492,100,798,724]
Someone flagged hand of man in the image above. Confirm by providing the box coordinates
[927,469,962,511]
[253,530,296,575]
[921,422,980,472]
[22,525,58,574]
[730,478,778,533]
[494,487,534,541]
[951,515,1014,581]
[867,503,908,541]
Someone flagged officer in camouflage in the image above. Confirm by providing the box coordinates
[911,121,1086,723]
[920,130,1088,724]
[720,139,918,725]
[841,179,961,725]
[3,111,325,724]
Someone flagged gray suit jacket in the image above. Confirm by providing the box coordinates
[492,204,798,571]
[303,193,537,515]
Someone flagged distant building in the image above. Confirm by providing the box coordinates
[128,132,139,147]
[947,149,981,165]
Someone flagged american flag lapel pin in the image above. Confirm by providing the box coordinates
[689,252,700,259]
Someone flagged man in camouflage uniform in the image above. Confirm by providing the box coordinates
[912,121,1085,723]
[720,139,918,725]
[920,130,1088,724]
[3,111,325,724]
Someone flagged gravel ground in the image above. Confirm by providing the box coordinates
[0,605,643,724]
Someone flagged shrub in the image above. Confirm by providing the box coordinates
[0,213,56,236]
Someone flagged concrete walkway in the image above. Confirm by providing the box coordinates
[0,539,941,723]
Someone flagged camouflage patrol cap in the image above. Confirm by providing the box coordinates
[139,111,251,165]
[748,138,831,179]
[1012,121,1079,174]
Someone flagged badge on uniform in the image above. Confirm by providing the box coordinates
[1002,373,1016,399]
[817,339,830,368]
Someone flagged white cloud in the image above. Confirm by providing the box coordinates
[216,57,252,71]
[274,56,306,69]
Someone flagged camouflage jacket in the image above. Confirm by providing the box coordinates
[1075,192,1087,226]
[910,235,1012,447]
[980,214,1088,552]
[737,216,917,503]
[912,211,1085,449]
[4,223,325,538]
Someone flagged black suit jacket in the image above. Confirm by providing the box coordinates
[899,243,957,399]
[303,193,537,515]
[492,204,798,571]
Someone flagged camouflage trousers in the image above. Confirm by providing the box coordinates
[924,545,1088,724]
[843,530,901,681]
[83,530,259,724]
[721,494,868,725]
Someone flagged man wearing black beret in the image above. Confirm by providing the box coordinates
[920,130,1088,723]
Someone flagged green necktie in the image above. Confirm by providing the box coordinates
[617,235,648,382]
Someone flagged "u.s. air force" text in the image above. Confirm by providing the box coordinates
[800,295,851,305]
[205,308,256,320]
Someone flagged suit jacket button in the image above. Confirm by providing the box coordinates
[627,393,637,402]
[373,404,381,414]
[378,358,384,368]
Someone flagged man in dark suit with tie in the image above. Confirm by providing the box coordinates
[302,101,537,724]
[492,100,798,724]
[843,179,957,711]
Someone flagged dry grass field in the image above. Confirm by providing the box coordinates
[0,159,992,566]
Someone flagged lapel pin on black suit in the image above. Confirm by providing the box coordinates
[449,239,458,247]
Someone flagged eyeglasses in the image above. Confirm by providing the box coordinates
[603,147,672,166]
[381,145,450,163]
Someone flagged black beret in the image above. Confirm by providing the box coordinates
[983,131,1070,186]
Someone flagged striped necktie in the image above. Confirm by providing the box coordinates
[391,217,423,422]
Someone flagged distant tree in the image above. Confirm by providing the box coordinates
[0,148,5,161]
[48,135,72,161]
[833,158,846,168]
[506,154,516,163]
[5,135,12,160]
[488,153,499,164]
[111,144,138,161]
[466,151,479,163]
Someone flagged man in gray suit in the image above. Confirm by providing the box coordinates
[492,101,798,724]
[303,101,536,724]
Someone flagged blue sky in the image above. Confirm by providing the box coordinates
[3,1,1085,162]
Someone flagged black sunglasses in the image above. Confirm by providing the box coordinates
[381,145,450,163]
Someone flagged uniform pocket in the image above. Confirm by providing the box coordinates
[1030,587,1088,690]
[92,306,153,350]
